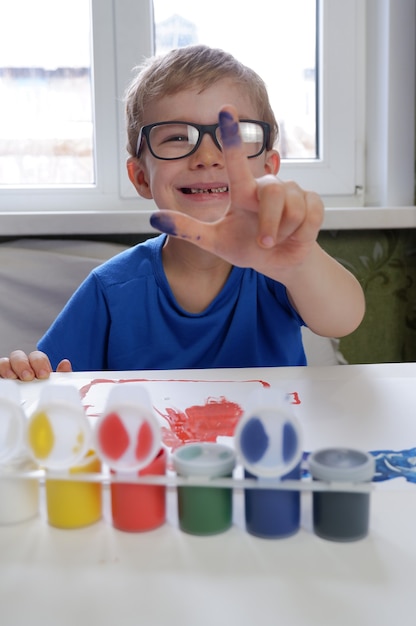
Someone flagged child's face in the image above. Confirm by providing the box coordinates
[127,78,279,223]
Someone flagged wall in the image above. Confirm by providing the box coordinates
[318,229,416,364]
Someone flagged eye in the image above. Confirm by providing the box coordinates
[152,124,199,149]
[152,124,194,147]
[161,133,188,144]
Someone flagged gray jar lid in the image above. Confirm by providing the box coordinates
[308,447,375,482]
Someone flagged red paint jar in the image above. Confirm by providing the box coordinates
[110,447,166,532]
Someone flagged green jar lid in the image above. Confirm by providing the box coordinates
[173,442,236,477]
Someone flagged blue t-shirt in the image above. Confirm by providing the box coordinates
[38,235,306,370]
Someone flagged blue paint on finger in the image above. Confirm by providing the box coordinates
[150,213,178,236]
[219,111,241,148]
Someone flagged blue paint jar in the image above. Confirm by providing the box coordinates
[234,389,303,539]
[244,462,301,538]
[308,448,375,542]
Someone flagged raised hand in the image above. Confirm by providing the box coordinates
[150,105,324,281]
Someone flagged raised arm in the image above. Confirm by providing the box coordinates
[150,105,365,338]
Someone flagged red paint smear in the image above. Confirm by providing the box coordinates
[135,420,153,461]
[290,392,301,405]
[78,377,271,401]
[155,396,244,450]
[77,378,301,451]
[98,412,129,460]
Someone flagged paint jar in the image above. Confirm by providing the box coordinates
[110,447,167,532]
[0,456,39,525]
[234,388,303,539]
[244,463,301,538]
[308,447,375,542]
[45,450,102,528]
[0,380,39,524]
[173,442,236,536]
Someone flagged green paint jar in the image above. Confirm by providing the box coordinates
[173,442,236,536]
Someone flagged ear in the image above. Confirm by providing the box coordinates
[126,157,153,199]
[264,149,280,176]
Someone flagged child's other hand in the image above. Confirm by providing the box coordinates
[150,105,324,280]
[0,351,72,381]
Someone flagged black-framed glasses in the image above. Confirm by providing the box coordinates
[136,120,271,160]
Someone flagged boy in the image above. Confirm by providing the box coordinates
[0,45,365,381]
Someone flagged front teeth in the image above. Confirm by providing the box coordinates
[185,186,228,194]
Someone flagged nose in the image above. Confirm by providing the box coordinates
[188,133,224,169]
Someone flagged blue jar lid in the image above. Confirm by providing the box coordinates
[234,389,303,478]
[308,448,375,482]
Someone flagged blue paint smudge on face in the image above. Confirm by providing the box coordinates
[301,448,416,484]
[240,416,269,463]
[282,421,299,463]
[219,111,241,148]
[150,213,177,236]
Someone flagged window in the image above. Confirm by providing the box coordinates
[153,0,317,161]
[0,0,414,235]
[0,0,94,186]
[148,0,376,203]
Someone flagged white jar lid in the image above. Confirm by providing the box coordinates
[234,388,303,478]
[26,384,91,470]
[0,380,26,464]
[93,383,161,472]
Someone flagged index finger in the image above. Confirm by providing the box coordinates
[219,106,258,207]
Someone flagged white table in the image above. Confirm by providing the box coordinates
[1,363,416,626]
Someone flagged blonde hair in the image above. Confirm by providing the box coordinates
[125,44,279,156]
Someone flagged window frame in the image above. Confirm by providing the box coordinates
[0,0,414,235]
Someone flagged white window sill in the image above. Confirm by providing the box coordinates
[321,205,416,230]
[0,205,415,237]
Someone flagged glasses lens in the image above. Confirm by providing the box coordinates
[148,123,198,159]
[215,121,265,157]
[239,122,265,156]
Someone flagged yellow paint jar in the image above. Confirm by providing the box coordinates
[45,450,102,529]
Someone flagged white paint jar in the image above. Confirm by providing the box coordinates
[0,455,39,524]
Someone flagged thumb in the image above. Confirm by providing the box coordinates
[150,211,217,251]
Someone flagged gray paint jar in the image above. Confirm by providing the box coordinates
[308,448,375,542]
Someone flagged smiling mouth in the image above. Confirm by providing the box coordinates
[181,186,229,194]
